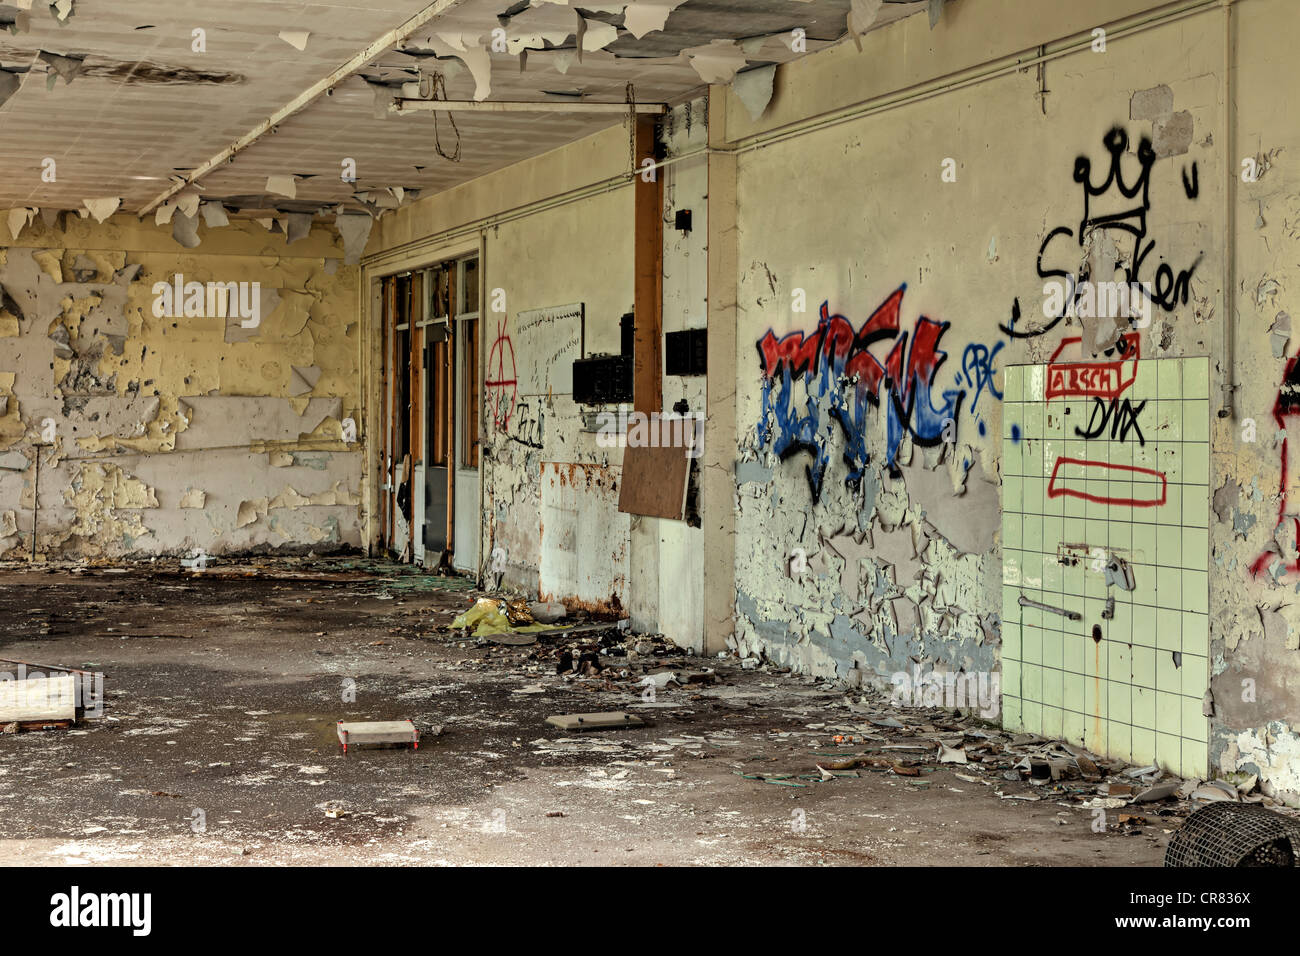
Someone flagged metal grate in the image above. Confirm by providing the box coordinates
[1165,802,1300,867]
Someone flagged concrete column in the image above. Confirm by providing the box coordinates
[629,114,664,637]
[703,87,738,656]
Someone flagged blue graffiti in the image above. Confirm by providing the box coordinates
[959,341,1004,414]
[755,285,965,501]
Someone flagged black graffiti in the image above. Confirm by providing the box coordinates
[1074,396,1147,445]
[1000,226,1076,339]
[508,399,544,449]
[1001,127,1202,339]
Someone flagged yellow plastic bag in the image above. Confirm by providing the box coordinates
[451,598,550,637]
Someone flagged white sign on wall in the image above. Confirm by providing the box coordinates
[515,302,583,395]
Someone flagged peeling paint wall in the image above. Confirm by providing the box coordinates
[481,183,634,614]
[368,126,642,621]
[1205,0,1300,804]
[716,0,1300,792]
[0,216,362,560]
[287,0,1300,792]
[730,3,1213,686]
[633,97,709,651]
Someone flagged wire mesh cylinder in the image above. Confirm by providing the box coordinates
[1165,801,1300,867]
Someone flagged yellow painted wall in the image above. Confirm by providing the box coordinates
[0,214,362,560]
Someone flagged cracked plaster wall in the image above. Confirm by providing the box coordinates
[1201,0,1300,802]
[369,125,643,619]
[721,0,1300,793]
[0,215,362,560]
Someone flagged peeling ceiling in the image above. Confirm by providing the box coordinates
[0,0,927,224]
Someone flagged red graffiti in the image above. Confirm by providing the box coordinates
[757,286,905,400]
[1046,333,1140,401]
[485,316,517,429]
[1250,354,1300,578]
[1047,457,1167,508]
[755,284,961,481]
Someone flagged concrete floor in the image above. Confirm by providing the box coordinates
[0,566,1169,866]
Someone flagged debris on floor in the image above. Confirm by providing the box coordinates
[180,550,210,571]
[544,712,645,732]
[0,670,75,724]
[449,597,557,640]
[433,604,1287,844]
[336,719,420,752]
[0,570,1177,866]
[423,600,1295,843]
[401,592,1300,844]
[529,601,566,624]
[684,678,1300,839]
[0,657,103,729]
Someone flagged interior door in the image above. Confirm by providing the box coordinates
[379,260,477,570]
[453,259,480,573]
[423,315,451,561]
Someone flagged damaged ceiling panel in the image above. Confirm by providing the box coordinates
[0,0,925,222]
[0,0,449,210]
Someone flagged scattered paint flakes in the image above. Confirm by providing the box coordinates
[82,197,120,223]
[279,30,310,51]
[266,174,298,199]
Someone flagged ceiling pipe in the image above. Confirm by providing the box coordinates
[391,99,665,114]
[136,0,469,218]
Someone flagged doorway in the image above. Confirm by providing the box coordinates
[379,255,481,572]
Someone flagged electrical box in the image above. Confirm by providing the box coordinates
[573,312,635,405]
[665,328,707,376]
[573,355,632,405]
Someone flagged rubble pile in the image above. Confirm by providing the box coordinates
[427,591,1299,838]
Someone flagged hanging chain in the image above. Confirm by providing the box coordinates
[431,71,461,163]
[626,81,636,178]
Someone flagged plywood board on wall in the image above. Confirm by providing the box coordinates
[617,442,691,520]
[515,303,583,395]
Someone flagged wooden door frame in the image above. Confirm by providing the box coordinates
[364,244,482,562]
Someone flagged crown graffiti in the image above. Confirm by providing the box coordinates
[1071,127,1156,253]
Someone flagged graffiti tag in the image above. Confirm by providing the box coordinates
[1002,127,1201,340]
[756,284,963,501]
[485,317,517,429]
[1074,397,1147,446]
